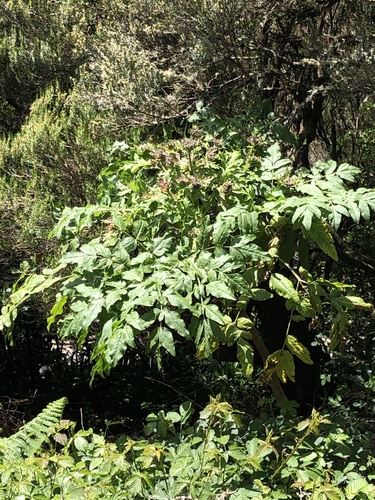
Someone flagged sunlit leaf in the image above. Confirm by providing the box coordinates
[286,335,313,364]
[237,338,254,378]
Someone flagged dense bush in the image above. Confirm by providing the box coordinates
[0,397,374,499]
[2,108,374,402]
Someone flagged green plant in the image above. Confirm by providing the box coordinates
[0,396,373,499]
[0,397,68,461]
[1,110,374,399]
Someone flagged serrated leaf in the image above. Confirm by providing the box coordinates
[162,309,190,338]
[302,209,313,232]
[205,281,236,300]
[358,199,371,221]
[286,335,313,364]
[336,163,360,182]
[225,274,252,295]
[331,206,343,230]
[152,236,174,256]
[103,323,134,367]
[309,221,338,261]
[297,183,324,197]
[165,292,192,310]
[291,205,308,226]
[213,219,231,245]
[346,198,361,224]
[269,273,300,302]
[323,159,337,175]
[203,304,225,324]
[238,211,257,234]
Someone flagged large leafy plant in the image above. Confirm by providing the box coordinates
[1,112,374,393]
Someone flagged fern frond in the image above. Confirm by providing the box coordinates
[0,397,68,460]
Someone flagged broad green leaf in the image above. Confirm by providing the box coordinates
[205,281,236,300]
[47,295,68,330]
[158,327,176,356]
[161,309,190,338]
[345,477,369,499]
[213,219,231,245]
[203,304,225,325]
[60,251,93,267]
[261,143,291,179]
[125,310,147,330]
[323,159,337,175]
[265,350,295,383]
[238,211,258,234]
[302,209,313,232]
[225,274,253,295]
[249,288,273,301]
[112,212,128,231]
[75,284,103,300]
[269,273,299,302]
[271,121,297,145]
[222,323,241,344]
[286,335,313,364]
[165,292,192,309]
[112,245,130,266]
[309,220,338,261]
[336,162,360,182]
[80,243,98,256]
[132,219,148,240]
[121,269,144,282]
[293,296,315,317]
[292,205,310,227]
[342,295,373,311]
[358,199,371,221]
[276,350,295,383]
[105,323,132,367]
[80,298,104,331]
[230,239,271,262]
[237,338,254,379]
[347,198,361,224]
[27,274,64,296]
[195,320,217,358]
[152,236,174,256]
[130,251,151,265]
[236,317,254,330]
[297,183,324,197]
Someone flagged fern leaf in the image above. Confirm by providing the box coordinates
[2,397,68,460]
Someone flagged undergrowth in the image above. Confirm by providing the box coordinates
[0,397,374,499]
